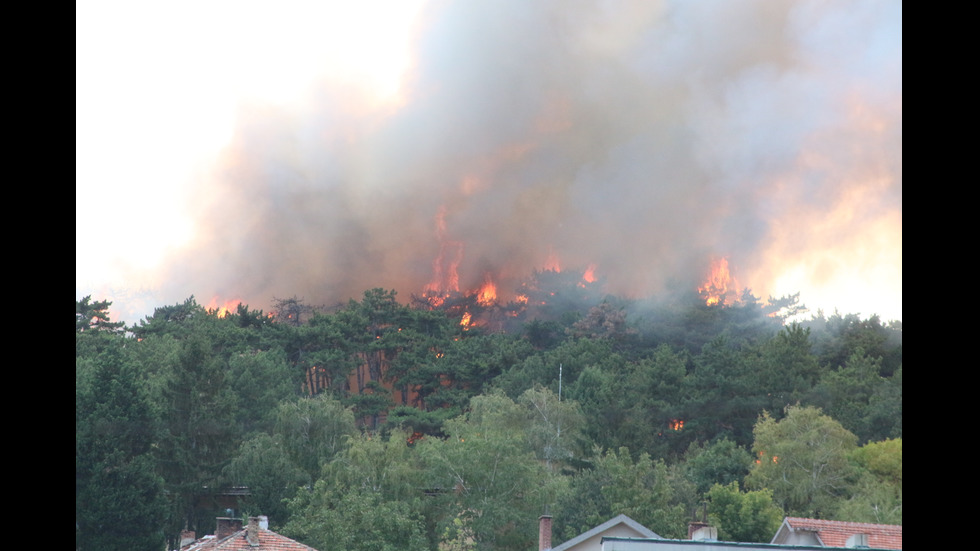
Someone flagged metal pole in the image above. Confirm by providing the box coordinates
[558,363,562,401]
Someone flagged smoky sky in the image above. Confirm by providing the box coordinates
[160,0,901,313]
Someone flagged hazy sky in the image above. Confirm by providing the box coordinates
[76,0,901,325]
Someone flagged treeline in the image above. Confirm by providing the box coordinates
[75,285,901,551]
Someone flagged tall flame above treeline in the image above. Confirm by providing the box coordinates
[699,257,738,307]
[152,0,901,320]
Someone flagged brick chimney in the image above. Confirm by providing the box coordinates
[690,524,718,541]
[178,529,196,548]
[246,516,261,547]
[688,502,714,540]
[688,520,709,540]
[539,514,552,551]
[216,517,243,541]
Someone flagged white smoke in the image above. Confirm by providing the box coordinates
[80,0,901,322]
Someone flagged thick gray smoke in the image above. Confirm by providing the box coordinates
[158,0,901,314]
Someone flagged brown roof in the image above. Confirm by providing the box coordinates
[781,517,902,549]
[181,527,318,551]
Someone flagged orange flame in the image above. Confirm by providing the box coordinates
[205,297,240,318]
[543,248,561,272]
[582,263,597,283]
[424,205,463,300]
[698,257,739,306]
[755,450,779,464]
[476,274,497,306]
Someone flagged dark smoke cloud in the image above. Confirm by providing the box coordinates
[158,0,901,315]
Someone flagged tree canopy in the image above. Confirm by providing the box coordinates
[76,286,901,549]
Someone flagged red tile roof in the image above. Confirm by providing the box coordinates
[783,517,902,549]
[181,527,318,551]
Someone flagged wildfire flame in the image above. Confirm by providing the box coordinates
[417,207,605,324]
[756,450,779,464]
[582,263,597,283]
[543,248,562,272]
[205,297,240,318]
[698,257,739,306]
[424,205,463,304]
[476,274,497,306]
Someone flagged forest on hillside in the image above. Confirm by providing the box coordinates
[76,275,902,551]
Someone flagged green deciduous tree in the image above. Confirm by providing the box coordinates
[283,482,429,551]
[518,385,586,471]
[745,406,859,518]
[850,438,902,487]
[553,446,689,540]
[222,433,307,527]
[418,392,564,550]
[837,438,902,524]
[274,395,357,484]
[706,482,784,543]
[282,429,431,551]
[592,447,688,539]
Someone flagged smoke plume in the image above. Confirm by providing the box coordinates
[153,0,901,317]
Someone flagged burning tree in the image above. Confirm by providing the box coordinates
[272,296,319,326]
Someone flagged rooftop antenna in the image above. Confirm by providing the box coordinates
[558,363,562,401]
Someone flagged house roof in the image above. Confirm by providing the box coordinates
[771,517,902,550]
[553,514,661,551]
[180,527,318,551]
